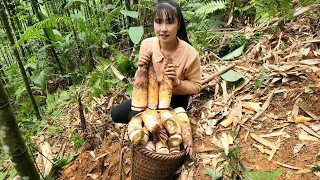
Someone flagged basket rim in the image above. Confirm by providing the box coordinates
[133,144,186,160]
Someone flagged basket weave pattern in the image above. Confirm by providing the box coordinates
[131,145,186,180]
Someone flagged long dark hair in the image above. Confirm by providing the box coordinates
[153,0,191,45]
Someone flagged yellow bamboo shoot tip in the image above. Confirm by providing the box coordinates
[242,102,262,112]
[294,115,313,123]
[220,116,233,127]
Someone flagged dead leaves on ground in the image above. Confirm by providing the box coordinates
[195,13,320,178]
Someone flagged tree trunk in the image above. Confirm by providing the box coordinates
[29,0,64,74]
[0,75,40,180]
[0,2,42,120]
[2,0,27,60]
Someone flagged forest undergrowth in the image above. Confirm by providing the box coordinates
[0,0,320,179]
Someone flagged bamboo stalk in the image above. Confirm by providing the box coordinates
[201,63,236,90]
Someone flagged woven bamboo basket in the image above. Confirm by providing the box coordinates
[131,144,186,180]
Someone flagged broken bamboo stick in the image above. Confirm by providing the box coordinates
[201,63,236,90]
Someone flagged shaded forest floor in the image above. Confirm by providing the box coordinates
[6,13,320,180]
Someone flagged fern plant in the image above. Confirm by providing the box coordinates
[195,1,227,15]
[249,0,294,23]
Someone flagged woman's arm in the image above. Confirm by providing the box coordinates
[173,55,201,95]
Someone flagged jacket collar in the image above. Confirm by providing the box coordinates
[152,37,187,67]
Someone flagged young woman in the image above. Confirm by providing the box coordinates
[111,0,201,124]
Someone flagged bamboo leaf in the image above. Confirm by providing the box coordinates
[218,66,244,82]
[204,168,223,180]
[128,26,144,44]
[120,10,139,19]
[221,44,245,60]
[64,0,86,10]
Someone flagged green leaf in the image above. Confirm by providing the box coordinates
[106,4,115,10]
[128,26,144,44]
[196,1,227,15]
[0,171,8,180]
[24,63,37,70]
[64,0,86,9]
[221,44,245,60]
[78,32,87,43]
[17,5,25,10]
[125,84,133,96]
[218,66,244,82]
[30,70,46,90]
[244,169,282,180]
[311,166,320,172]
[204,168,222,180]
[61,95,71,101]
[120,10,139,18]
[70,10,84,19]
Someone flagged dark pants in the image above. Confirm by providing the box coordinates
[111,95,189,124]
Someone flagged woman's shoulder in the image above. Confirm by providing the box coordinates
[180,39,199,58]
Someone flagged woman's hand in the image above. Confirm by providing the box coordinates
[138,50,152,66]
[165,63,181,87]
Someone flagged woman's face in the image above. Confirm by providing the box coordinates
[154,12,179,44]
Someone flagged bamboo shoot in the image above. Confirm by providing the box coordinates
[140,126,150,146]
[169,145,180,154]
[160,110,178,134]
[131,65,148,111]
[148,63,159,109]
[174,107,193,155]
[156,141,169,154]
[145,141,156,152]
[128,115,144,145]
[141,110,160,133]
[158,59,173,109]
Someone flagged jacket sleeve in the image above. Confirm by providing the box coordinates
[173,54,201,95]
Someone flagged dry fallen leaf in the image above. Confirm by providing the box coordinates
[42,142,54,176]
[86,173,99,180]
[314,79,320,92]
[293,143,305,154]
[250,133,280,150]
[292,103,299,116]
[260,128,286,138]
[297,124,320,138]
[298,134,319,141]
[275,162,302,170]
[221,133,229,155]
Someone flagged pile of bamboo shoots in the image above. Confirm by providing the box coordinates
[128,108,193,155]
[131,57,173,111]
[129,57,193,155]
